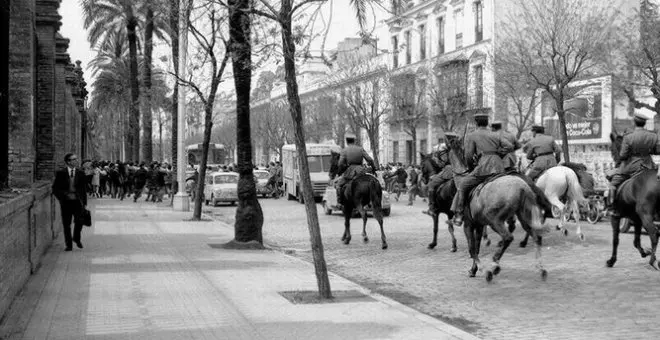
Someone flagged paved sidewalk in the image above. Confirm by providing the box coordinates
[0,198,479,340]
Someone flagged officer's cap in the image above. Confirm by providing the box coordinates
[531,125,545,133]
[345,132,357,140]
[633,112,649,124]
[491,120,503,129]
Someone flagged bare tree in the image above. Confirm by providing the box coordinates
[177,2,231,220]
[617,0,660,129]
[500,0,620,161]
[253,0,332,299]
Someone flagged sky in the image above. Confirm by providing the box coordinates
[58,0,391,96]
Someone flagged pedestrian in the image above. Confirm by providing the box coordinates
[407,165,420,206]
[52,153,87,251]
[92,162,101,198]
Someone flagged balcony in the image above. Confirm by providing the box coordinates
[432,92,490,116]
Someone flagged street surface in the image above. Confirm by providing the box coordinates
[205,193,660,340]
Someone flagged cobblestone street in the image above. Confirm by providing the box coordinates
[206,195,660,340]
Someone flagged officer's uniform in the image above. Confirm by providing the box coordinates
[492,121,521,172]
[608,113,660,208]
[452,114,514,224]
[524,125,561,182]
[423,139,456,215]
[336,133,376,205]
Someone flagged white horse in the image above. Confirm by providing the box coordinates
[536,166,588,240]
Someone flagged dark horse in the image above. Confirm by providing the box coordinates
[444,137,553,281]
[329,151,387,249]
[607,133,659,269]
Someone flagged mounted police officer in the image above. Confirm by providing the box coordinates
[452,113,514,226]
[336,132,376,206]
[607,113,660,214]
[421,137,456,216]
[491,121,521,172]
[524,125,561,182]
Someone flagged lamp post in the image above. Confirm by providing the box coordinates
[173,0,190,211]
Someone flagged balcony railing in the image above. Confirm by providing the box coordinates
[432,92,489,115]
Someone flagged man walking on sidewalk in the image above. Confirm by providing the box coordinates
[52,153,87,251]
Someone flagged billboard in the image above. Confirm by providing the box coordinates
[537,75,613,144]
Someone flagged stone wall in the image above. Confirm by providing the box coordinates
[0,182,60,321]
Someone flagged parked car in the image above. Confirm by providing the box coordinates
[203,172,239,206]
[254,170,271,197]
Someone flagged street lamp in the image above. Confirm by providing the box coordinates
[173,0,190,211]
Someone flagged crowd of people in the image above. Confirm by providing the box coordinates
[79,160,174,203]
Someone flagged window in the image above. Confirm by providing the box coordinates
[404,30,411,65]
[437,17,445,54]
[474,65,484,107]
[393,141,399,163]
[215,175,238,184]
[392,36,399,68]
[454,9,463,49]
[475,1,483,42]
[419,24,426,60]
[420,139,427,154]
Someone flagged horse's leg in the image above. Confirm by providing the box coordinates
[519,231,530,248]
[606,216,622,267]
[639,214,659,269]
[535,234,547,280]
[571,200,585,241]
[447,219,458,252]
[507,217,517,233]
[428,213,439,249]
[473,223,485,277]
[483,226,491,247]
[343,203,352,245]
[463,220,478,277]
[632,217,650,258]
[360,206,369,243]
[486,221,513,282]
[373,204,387,250]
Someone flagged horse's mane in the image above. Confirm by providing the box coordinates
[561,161,587,173]
[329,150,342,179]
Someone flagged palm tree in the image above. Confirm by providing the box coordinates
[83,0,142,161]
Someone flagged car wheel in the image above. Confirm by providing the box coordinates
[322,201,332,215]
[585,202,601,224]
[383,208,391,217]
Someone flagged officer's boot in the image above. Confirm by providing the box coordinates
[607,185,619,217]
[452,191,465,226]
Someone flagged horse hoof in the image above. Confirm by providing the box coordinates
[450,247,457,253]
[363,237,369,243]
[579,234,585,241]
[555,225,561,230]
[343,239,350,245]
[468,270,476,278]
[486,271,494,282]
[562,229,568,236]
[606,258,616,268]
[643,248,652,258]
[341,235,346,241]
[519,241,527,248]
[541,269,548,281]
[493,265,501,276]
[382,244,388,250]
[427,243,436,250]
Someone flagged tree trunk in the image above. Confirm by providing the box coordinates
[159,120,164,161]
[229,0,263,243]
[127,18,141,162]
[369,126,380,167]
[281,0,332,299]
[192,105,214,220]
[141,7,154,163]
[170,0,179,195]
[555,94,570,163]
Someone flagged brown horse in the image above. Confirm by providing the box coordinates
[329,151,388,249]
[607,133,659,269]
[445,137,552,282]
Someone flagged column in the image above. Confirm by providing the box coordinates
[54,34,70,166]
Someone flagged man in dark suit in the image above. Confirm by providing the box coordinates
[52,153,87,251]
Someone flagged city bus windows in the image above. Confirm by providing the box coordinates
[320,155,332,172]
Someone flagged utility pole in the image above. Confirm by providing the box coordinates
[173,0,190,211]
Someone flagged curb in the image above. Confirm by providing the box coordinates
[201,211,481,340]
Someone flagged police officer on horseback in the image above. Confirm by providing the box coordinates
[422,136,456,216]
[336,132,377,206]
[524,125,561,182]
[452,113,514,226]
[491,121,521,172]
[607,113,660,215]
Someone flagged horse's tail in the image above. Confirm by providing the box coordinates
[512,173,554,218]
[519,187,550,235]
[565,170,588,206]
[370,177,383,211]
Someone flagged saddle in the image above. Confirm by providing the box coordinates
[616,170,650,197]
[468,173,508,201]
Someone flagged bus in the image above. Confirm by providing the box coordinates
[282,143,341,202]
[185,143,227,171]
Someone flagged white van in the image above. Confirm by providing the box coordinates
[281,143,341,203]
